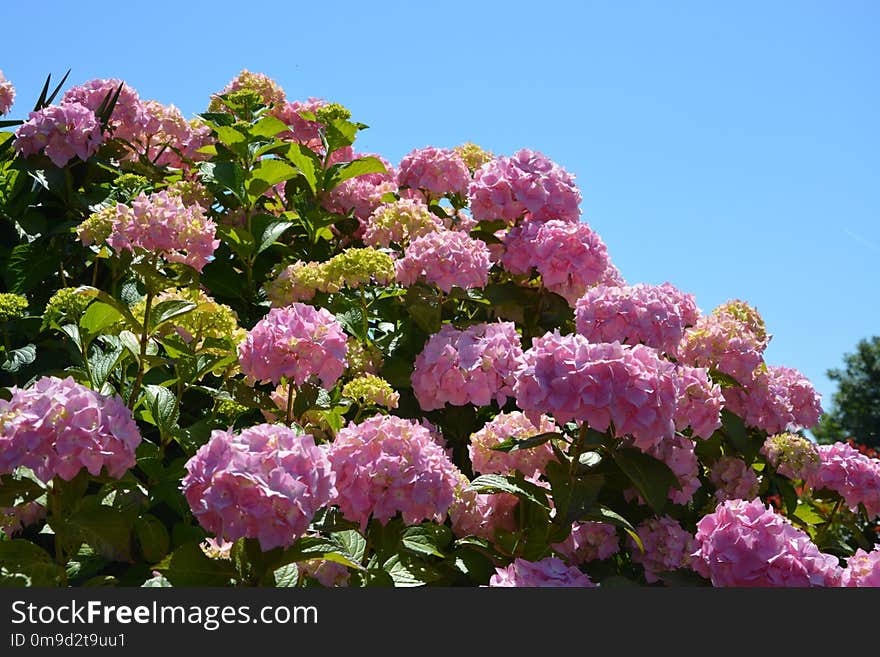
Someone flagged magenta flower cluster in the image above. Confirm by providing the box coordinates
[840,547,880,587]
[679,306,767,384]
[62,78,150,144]
[629,516,697,583]
[182,424,336,551]
[468,411,558,478]
[488,557,596,587]
[397,147,471,199]
[807,442,880,519]
[15,103,104,167]
[411,322,525,411]
[723,365,822,434]
[0,376,141,482]
[449,484,518,541]
[553,522,620,565]
[692,498,841,587]
[237,303,348,387]
[708,456,760,503]
[0,70,13,116]
[323,152,397,224]
[674,365,724,439]
[395,230,492,292]
[469,149,582,224]
[327,416,460,529]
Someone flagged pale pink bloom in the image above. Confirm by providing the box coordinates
[14,102,104,167]
[488,557,596,587]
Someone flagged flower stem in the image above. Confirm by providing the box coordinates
[129,286,155,409]
[285,379,296,427]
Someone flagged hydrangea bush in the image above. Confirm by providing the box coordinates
[0,69,877,588]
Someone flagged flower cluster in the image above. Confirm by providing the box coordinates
[840,547,880,587]
[209,70,286,112]
[807,442,880,519]
[692,498,841,587]
[488,557,596,587]
[412,322,525,410]
[469,149,582,224]
[640,434,701,505]
[0,376,141,482]
[182,424,335,551]
[363,198,445,247]
[514,333,678,450]
[0,70,14,116]
[342,375,400,409]
[553,522,620,564]
[629,516,697,584]
[449,478,518,541]
[395,230,492,293]
[502,219,612,304]
[723,365,823,434]
[238,304,348,387]
[453,142,494,171]
[323,153,396,223]
[674,365,724,438]
[99,191,219,271]
[62,78,149,144]
[15,102,104,167]
[135,288,245,351]
[42,288,93,329]
[139,100,213,168]
[397,147,471,199]
[574,283,698,355]
[0,293,28,323]
[761,433,821,481]
[468,411,557,478]
[708,456,761,503]
[327,416,460,528]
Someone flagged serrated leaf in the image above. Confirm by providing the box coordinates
[490,431,561,453]
[468,474,551,509]
[268,563,300,587]
[0,471,45,507]
[249,159,299,199]
[74,286,142,332]
[276,536,364,571]
[134,515,171,564]
[325,156,387,190]
[382,554,442,587]
[0,540,65,586]
[79,301,122,336]
[284,144,319,193]
[149,300,197,332]
[250,116,289,138]
[59,500,136,562]
[252,215,293,254]
[333,530,366,564]
[611,448,679,514]
[1,344,35,373]
[401,524,452,558]
[143,385,179,438]
[158,543,235,586]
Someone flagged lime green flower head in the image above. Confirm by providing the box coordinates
[342,375,399,409]
[42,288,92,329]
[454,142,494,171]
[0,293,28,323]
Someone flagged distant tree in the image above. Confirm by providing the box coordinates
[813,336,880,448]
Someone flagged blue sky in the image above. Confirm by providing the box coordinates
[3,1,878,413]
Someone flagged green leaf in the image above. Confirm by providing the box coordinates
[719,409,760,461]
[468,474,551,509]
[382,553,443,587]
[248,159,299,199]
[250,116,289,139]
[265,562,299,587]
[251,214,293,254]
[708,369,742,389]
[149,300,197,333]
[201,161,246,202]
[284,144,319,193]
[401,524,452,559]
[4,242,57,294]
[158,543,235,586]
[0,471,45,507]
[611,448,679,514]
[581,505,643,552]
[1,344,36,373]
[143,385,179,438]
[142,573,172,587]
[277,536,364,571]
[59,499,136,562]
[333,530,367,564]
[134,514,171,564]
[79,302,122,335]
[325,156,387,190]
[0,540,65,586]
[75,286,142,333]
[88,343,126,389]
[490,431,561,453]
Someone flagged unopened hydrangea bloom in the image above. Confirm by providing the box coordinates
[692,498,841,587]
[42,288,93,329]
[299,559,351,587]
[265,261,330,305]
[674,365,724,439]
[139,101,213,168]
[209,70,286,112]
[134,289,244,352]
[807,442,880,519]
[502,219,612,305]
[342,375,399,409]
[345,338,383,377]
[164,178,213,209]
[629,516,697,584]
[62,78,150,144]
[0,376,141,482]
[553,522,620,565]
[0,502,46,539]
[412,322,525,410]
[641,434,701,505]
[102,191,219,271]
[574,283,698,355]
[238,304,348,387]
[397,146,471,199]
[709,456,761,503]
[0,70,14,116]
[77,205,115,246]
[488,557,596,587]
[469,149,582,224]
[840,548,880,587]
[0,293,28,322]
[468,412,558,478]
[14,103,104,167]
[723,365,823,434]
[363,198,446,247]
[515,333,678,450]
[449,476,518,541]
[327,416,460,528]
[761,433,821,481]
[324,248,396,289]
[454,142,494,172]
[182,424,335,551]
[679,301,768,384]
[323,152,396,223]
[395,230,492,293]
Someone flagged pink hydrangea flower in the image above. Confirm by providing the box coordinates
[1,502,46,539]
[362,198,446,247]
[674,365,724,439]
[0,70,14,116]
[761,433,821,481]
[575,283,698,355]
[299,558,351,587]
[840,547,880,587]
[514,333,678,451]
[397,147,471,199]
[14,103,104,167]
[807,442,880,519]
[449,478,518,541]
[709,456,761,503]
[412,322,525,411]
[692,498,842,587]
[639,434,701,505]
[723,365,823,434]
[468,411,558,478]
[469,149,582,224]
[214,70,286,109]
[62,78,150,144]
[323,152,397,224]
[501,219,612,305]
[270,97,325,151]
[553,522,620,565]
[0,376,141,482]
[629,516,697,583]
[139,100,213,168]
[395,230,492,292]
[101,191,219,271]
[488,557,596,587]
[182,424,335,551]
[327,416,460,529]
[237,304,348,387]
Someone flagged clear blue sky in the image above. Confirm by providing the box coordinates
[3,1,878,413]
